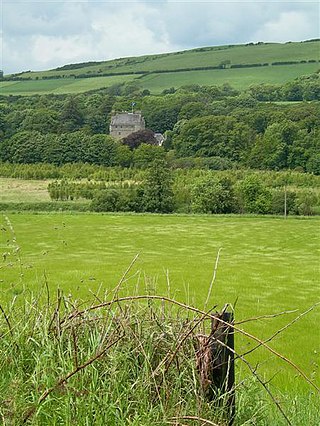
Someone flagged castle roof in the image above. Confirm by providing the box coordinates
[111,112,144,125]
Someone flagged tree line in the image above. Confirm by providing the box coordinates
[0,76,319,174]
[45,161,319,216]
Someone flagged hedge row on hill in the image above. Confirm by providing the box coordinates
[3,58,318,81]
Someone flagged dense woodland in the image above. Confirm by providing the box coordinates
[1,73,319,214]
[1,73,319,173]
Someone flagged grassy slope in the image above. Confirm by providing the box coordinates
[140,63,319,93]
[17,41,320,79]
[0,74,136,95]
[1,41,319,95]
[1,213,319,392]
[1,63,318,95]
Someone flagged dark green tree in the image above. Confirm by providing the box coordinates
[248,121,298,170]
[173,115,254,162]
[235,175,272,214]
[133,144,165,169]
[20,109,59,134]
[60,96,84,132]
[141,160,174,213]
[83,134,119,166]
[191,175,234,213]
[0,131,45,163]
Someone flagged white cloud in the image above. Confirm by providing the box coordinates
[253,10,318,42]
[31,35,92,65]
[1,1,319,74]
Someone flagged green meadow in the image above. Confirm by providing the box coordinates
[0,74,136,96]
[1,213,319,393]
[1,63,318,95]
[0,178,51,203]
[2,40,319,95]
[140,63,319,93]
[16,40,320,79]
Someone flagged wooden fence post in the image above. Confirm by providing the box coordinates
[210,311,235,425]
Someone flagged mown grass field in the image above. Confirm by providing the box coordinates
[1,213,319,395]
[2,40,319,95]
[16,40,320,79]
[0,74,136,96]
[140,63,320,93]
[0,178,51,203]
[1,63,318,96]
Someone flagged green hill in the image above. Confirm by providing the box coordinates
[1,40,319,95]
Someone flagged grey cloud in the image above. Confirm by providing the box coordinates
[1,0,319,74]
[2,1,92,37]
[160,1,318,47]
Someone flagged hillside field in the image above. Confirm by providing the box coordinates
[13,40,320,79]
[139,63,319,93]
[1,213,319,393]
[1,40,319,95]
[1,63,318,96]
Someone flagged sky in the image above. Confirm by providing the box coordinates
[1,0,319,74]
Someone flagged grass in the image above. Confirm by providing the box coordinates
[0,178,51,203]
[1,290,319,425]
[1,63,318,95]
[2,40,319,95]
[1,213,319,394]
[140,63,320,93]
[15,40,320,79]
[0,74,135,96]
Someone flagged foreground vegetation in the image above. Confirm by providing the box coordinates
[2,213,319,385]
[1,287,319,425]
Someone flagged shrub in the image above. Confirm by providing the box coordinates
[235,175,272,214]
[90,188,139,212]
[140,160,174,213]
[91,189,121,212]
[294,190,319,215]
[271,189,297,215]
[191,176,235,214]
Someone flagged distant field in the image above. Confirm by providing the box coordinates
[1,213,319,391]
[1,63,318,95]
[140,63,320,93]
[0,74,136,95]
[15,40,320,79]
[2,40,319,95]
[0,178,51,203]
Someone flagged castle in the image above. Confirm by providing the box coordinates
[109,111,145,139]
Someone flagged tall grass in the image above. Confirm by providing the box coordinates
[0,285,319,425]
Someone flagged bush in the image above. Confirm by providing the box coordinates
[140,160,174,213]
[191,176,235,214]
[91,189,121,212]
[294,190,319,215]
[90,188,139,212]
[0,202,90,212]
[271,189,297,215]
[235,175,272,214]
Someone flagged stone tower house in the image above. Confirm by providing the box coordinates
[110,111,145,139]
